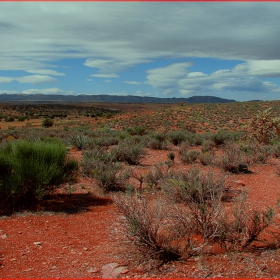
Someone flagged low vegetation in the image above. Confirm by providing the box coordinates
[1,101,280,269]
[0,139,78,214]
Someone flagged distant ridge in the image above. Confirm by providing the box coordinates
[0,93,236,104]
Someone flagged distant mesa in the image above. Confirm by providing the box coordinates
[0,93,236,104]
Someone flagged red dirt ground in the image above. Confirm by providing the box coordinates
[1,147,280,278]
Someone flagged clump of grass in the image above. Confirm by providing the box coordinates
[179,143,200,164]
[220,141,249,173]
[167,131,187,146]
[81,147,130,192]
[68,134,89,150]
[111,139,145,165]
[146,132,168,150]
[0,140,78,214]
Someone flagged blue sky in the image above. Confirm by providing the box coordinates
[1,2,280,101]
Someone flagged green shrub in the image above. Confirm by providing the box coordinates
[0,140,78,212]
[68,134,89,150]
[179,143,200,164]
[167,131,186,146]
[220,142,249,173]
[111,140,145,165]
[5,117,14,122]
[114,195,180,261]
[199,151,215,166]
[127,126,146,136]
[247,108,280,144]
[167,152,175,162]
[17,116,26,122]
[42,118,54,128]
[146,132,168,150]
[273,143,280,158]
[93,136,119,147]
[201,139,215,153]
[212,130,241,146]
[81,147,129,192]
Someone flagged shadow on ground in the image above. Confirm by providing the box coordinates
[39,193,113,214]
[0,193,113,216]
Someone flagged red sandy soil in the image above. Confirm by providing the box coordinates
[1,148,280,278]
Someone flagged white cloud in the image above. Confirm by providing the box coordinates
[0,76,14,84]
[0,90,20,94]
[145,60,280,100]
[1,2,280,73]
[104,80,112,83]
[1,2,280,100]
[22,88,63,95]
[0,75,57,84]
[124,81,142,85]
[187,72,208,78]
[16,75,57,84]
[26,69,66,76]
[91,73,119,78]
[145,62,192,94]
[246,60,280,77]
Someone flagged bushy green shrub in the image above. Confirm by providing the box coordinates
[0,140,78,212]
[146,132,168,150]
[167,131,186,146]
[42,118,54,128]
[199,151,215,166]
[201,139,215,153]
[111,140,145,165]
[179,143,200,164]
[93,136,119,147]
[127,126,146,136]
[17,116,26,122]
[212,130,242,146]
[68,134,89,150]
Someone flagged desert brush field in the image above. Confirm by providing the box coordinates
[1,100,280,278]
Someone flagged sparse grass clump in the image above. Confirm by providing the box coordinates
[146,132,168,150]
[81,147,130,192]
[167,131,187,146]
[116,168,276,261]
[220,141,249,173]
[68,134,89,150]
[179,143,200,164]
[112,139,145,165]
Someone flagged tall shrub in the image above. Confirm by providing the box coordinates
[0,140,78,201]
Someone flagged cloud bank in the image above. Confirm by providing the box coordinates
[0,2,280,100]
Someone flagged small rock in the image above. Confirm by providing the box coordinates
[234,180,245,186]
[10,258,16,261]
[18,231,22,234]
[51,265,57,270]
[1,234,7,239]
[34,242,42,246]
[24,268,33,272]
[83,247,89,251]
[120,268,129,274]
[136,266,143,272]
[88,267,98,273]
[109,262,119,268]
